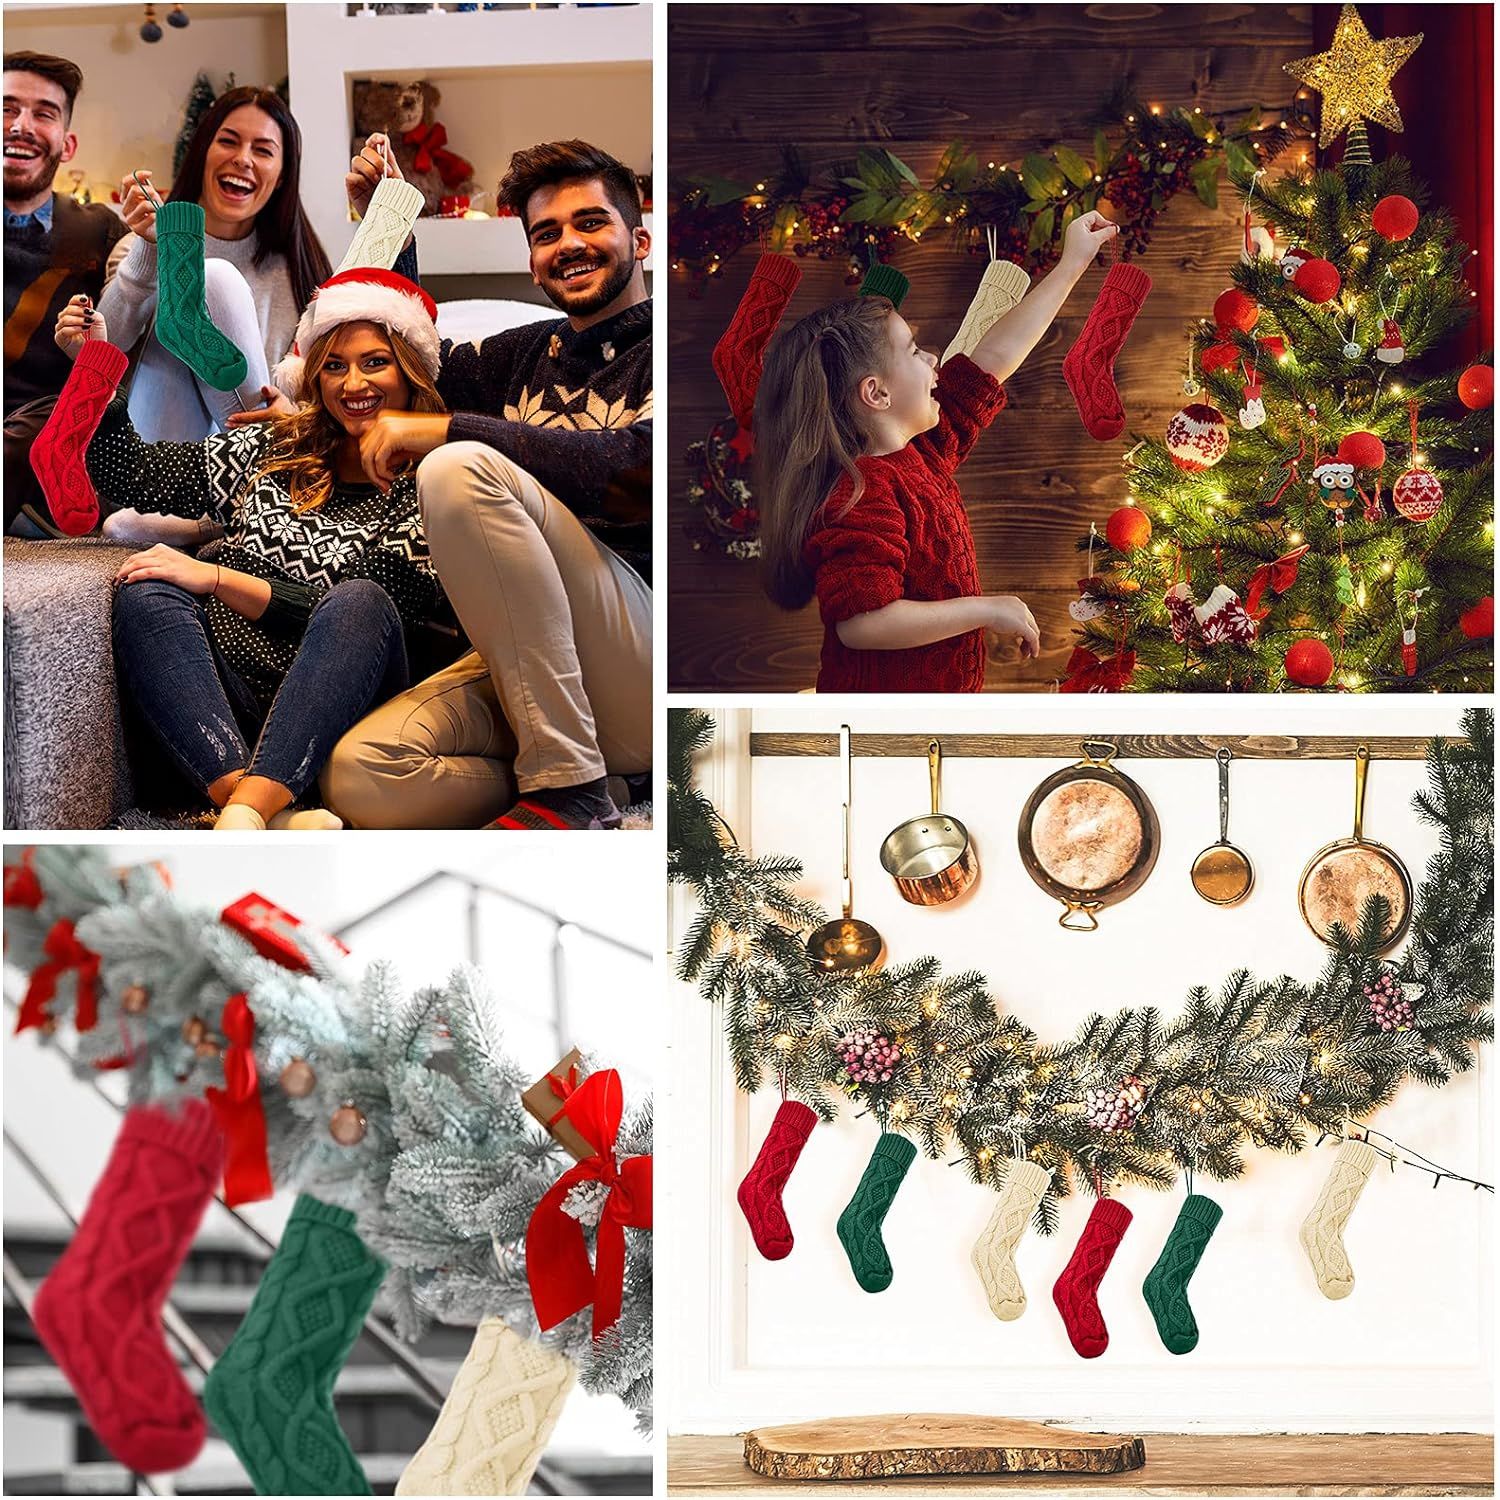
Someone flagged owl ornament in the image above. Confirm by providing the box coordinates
[1312,459,1363,529]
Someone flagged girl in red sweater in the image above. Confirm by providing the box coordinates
[722,210,1122,693]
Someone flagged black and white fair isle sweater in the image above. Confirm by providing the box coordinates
[86,399,440,707]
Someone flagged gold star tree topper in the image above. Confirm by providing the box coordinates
[1284,4,1423,149]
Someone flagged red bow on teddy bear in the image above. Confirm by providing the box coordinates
[401,122,474,191]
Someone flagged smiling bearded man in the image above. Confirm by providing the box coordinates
[320,138,652,831]
[4,50,126,534]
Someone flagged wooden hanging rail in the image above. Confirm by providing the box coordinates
[747,732,1457,760]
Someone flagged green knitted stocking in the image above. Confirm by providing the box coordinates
[836,1132,917,1293]
[1141,1193,1222,1354]
[153,200,249,392]
[203,1195,385,1495]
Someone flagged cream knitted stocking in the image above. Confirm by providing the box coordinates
[395,1319,574,1496]
[337,176,427,274]
[1299,1138,1377,1300]
[943,257,1031,365]
[970,1159,1050,1320]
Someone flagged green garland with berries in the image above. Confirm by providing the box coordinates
[668,708,1492,1230]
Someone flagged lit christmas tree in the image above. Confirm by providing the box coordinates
[1070,8,1493,693]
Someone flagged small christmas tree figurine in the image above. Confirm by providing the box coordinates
[1074,134,1493,691]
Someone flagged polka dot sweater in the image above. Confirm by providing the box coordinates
[803,354,1007,694]
[86,399,441,707]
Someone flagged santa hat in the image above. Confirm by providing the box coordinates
[271,268,440,399]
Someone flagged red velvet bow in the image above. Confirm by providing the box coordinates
[3,851,43,909]
[16,919,99,1034]
[526,1069,652,1338]
[204,993,273,1206]
[402,123,474,190]
[1245,544,1310,621]
[1060,645,1136,693]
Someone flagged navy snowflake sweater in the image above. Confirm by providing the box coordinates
[86,399,440,707]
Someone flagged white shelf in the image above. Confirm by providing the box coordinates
[413,211,654,276]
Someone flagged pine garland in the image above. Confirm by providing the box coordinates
[2,850,652,1430]
[669,709,1492,1232]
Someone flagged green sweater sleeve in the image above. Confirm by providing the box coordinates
[260,575,318,635]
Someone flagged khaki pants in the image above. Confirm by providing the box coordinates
[322,442,652,829]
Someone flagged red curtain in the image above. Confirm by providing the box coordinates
[1316,3,1492,359]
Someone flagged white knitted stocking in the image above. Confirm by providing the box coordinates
[1299,1138,1377,1300]
[943,257,1031,365]
[337,175,427,274]
[970,1159,1051,1320]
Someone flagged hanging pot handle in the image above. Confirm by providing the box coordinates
[928,739,942,814]
[1059,899,1103,932]
[1080,740,1118,769]
[1217,746,1233,843]
[841,724,854,918]
[1353,743,1369,842]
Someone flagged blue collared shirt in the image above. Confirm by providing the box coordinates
[5,194,55,233]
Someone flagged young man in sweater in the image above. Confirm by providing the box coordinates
[319,138,652,830]
[3,51,125,535]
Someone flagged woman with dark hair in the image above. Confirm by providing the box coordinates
[77,86,330,447]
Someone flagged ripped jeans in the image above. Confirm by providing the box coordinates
[112,578,409,801]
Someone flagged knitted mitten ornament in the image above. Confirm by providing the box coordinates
[32,1100,224,1475]
[836,1131,917,1293]
[712,252,802,430]
[858,261,909,309]
[737,1099,817,1261]
[337,174,427,274]
[29,339,129,535]
[395,1319,574,1497]
[1299,1138,1376,1300]
[153,200,250,391]
[1142,1194,1223,1354]
[943,258,1031,365]
[203,1194,385,1495]
[1062,261,1153,440]
[1051,1197,1132,1358]
[970,1158,1050,1321]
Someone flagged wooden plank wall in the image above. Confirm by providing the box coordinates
[667,3,1315,692]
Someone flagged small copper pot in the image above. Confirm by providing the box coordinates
[879,740,979,906]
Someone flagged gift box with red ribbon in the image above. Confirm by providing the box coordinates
[222,893,348,973]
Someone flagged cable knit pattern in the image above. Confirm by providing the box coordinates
[737,1099,817,1260]
[32,1101,224,1475]
[970,1159,1050,1321]
[1061,261,1152,440]
[836,1132,917,1293]
[1299,1139,1376,1300]
[203,1194,385,1495]
[943,258,1031,366]
[152,201,250,392]
[805,353,1006,693]
[712,252,802,431]
[1051,1197,1132,1359]
[337,177,427,275]
[395,1319,574,1496]
[1142,1193,1223,1354]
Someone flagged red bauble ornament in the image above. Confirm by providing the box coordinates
[1285,638,1334,687]
[1460,596,1494,639]
[1458,364,1494,410]
[1371,195,1419,242]
[1214,287,1259,333]
[1201,341,1240,375]
[1165,402,1230,471]
[1106,505,1152,551]
[1336,431,1386,470]
[1294,258,1341,303]
[1392,469,1444,522]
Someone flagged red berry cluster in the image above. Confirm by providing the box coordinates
[1364,970,1416,1032]
[1084,1074,1148,1132]
[840,1026,902,1085]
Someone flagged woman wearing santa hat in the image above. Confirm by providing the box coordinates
[52,267,446,830]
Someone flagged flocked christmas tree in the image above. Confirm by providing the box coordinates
[1071,7,1494,693]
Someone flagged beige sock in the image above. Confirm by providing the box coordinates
[213,803,267,832]
[267,808,344,831]
[395,1319,575,1496]
[970,1159,1050,1320]
[1299,1138,1377,1300]
[943,257,1032,365]
[338,175,427,274]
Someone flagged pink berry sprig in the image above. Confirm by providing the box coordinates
[1365,970,1416,1032]
[1084,1074,1148,1132]
[839,1025,902,1085]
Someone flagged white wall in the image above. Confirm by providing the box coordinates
[2,2,288,201]
[666,696,1493,1435]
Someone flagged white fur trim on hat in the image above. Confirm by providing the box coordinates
[270,279,441,399]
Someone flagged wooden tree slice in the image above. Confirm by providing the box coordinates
[743,1414,1146,1481]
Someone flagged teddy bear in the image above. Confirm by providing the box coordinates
[352,79,476,216]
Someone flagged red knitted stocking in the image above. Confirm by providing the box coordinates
[712,252,802,431]
[1061,263,1153,440]
[32,1100,224,1473]
[1051,1197,1132,1358]
[736,1099,816,1260]
[29,339,130,536]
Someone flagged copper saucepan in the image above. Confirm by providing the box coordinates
[879,739,979,906]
